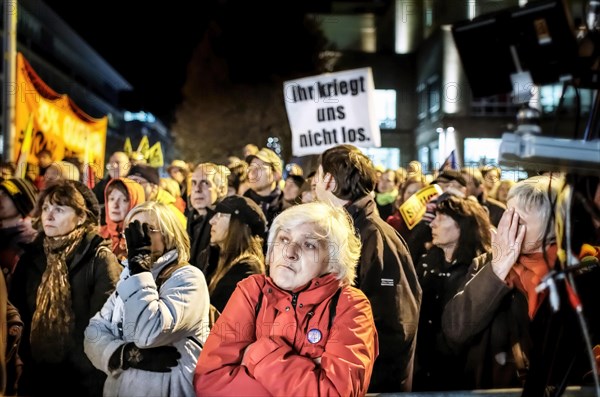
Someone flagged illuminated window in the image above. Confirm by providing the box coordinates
[362,147,401,170]
[539,84,593,115]
[464,138,528,181]
[464,138,501,165]
[418,146,429,169]
[374,89,397,129]
[417,83,427,120]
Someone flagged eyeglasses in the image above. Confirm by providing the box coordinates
[214,212,231,219]
[106,162,125,171]
[120,227,160,239]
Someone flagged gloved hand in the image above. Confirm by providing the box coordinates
[124,220,153,275]
[109,343,181,373]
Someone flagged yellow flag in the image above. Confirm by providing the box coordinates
[136,136,150,157]
[147,142,164,167]
[123,137,133,156]
[16,113,34,178]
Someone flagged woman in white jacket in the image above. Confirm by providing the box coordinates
[84,201,210,397]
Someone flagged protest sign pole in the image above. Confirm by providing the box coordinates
[2,0,17,162]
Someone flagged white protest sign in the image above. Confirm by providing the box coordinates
[283,67,381,156]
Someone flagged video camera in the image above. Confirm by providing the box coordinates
[452,0,600,173]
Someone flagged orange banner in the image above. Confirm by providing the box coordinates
[14,52,107,178]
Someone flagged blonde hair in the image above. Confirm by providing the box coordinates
[124,201,190,264]
[266,202,361,286]
[507,175,561,242]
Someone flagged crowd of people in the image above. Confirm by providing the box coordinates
[0,143,597,396]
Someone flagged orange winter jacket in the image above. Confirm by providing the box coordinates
[194,273,378,397]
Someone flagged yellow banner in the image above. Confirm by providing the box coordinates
[399,184,443,230]
[14,53,107,178]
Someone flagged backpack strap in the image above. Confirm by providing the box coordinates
[88,245,112,294]
[255,290,264,318]
[328,287,343,331]
[254,287,342,331]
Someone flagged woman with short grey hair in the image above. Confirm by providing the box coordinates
[195,202,378,396]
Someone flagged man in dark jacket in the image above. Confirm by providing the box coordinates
[187,163,230,280]
[461,166,506,227]
[314,144,422,393]
[243,147,284,234]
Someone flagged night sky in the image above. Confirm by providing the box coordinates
[43,0,212,123]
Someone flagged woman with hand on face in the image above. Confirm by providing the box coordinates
[194,202,379,397]
[207,195,266,312]
[10,180,121,397]
[441,176,562,389]
[100,178,146,263]
[85,201,210,397]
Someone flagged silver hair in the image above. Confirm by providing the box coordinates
[506,175,561,242]
[266,202,361,286]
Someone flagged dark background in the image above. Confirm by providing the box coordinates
[44,0,212,121]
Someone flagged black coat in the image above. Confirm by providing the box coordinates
[209,257,263,313]
[10,231,121,397]
[413,248,483,391]
[346,196,422,393]
[187,207,215,275]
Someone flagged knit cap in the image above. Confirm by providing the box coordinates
[0,178,38,217]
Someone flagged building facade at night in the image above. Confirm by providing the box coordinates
[312,0,591,176]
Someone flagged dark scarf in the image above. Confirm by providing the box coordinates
[30,226,85,363]
[244,187,282,223]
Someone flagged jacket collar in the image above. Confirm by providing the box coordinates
[265,273,341,305]
[345,195,376,220]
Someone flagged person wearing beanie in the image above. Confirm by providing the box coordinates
[128,164,187,228]
[0,178,35,395]
[10,180,121,396]
[0,178,39,289]
[282,174,305,210]
[207,195,266,312]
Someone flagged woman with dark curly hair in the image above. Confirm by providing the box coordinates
[413,193,492,391]
[9,180,121,396]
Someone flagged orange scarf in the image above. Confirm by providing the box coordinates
[507,245,557,319]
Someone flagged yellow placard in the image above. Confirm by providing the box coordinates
[136,136,150,155]
[399,184,443,230]
[147,142,164,167]
[14,53,107,178]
